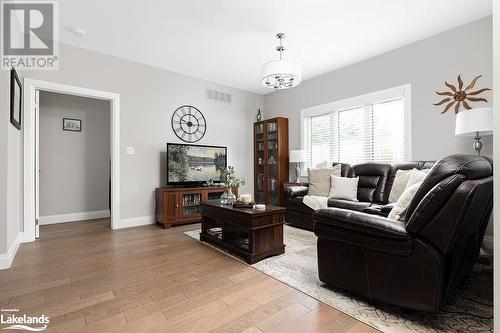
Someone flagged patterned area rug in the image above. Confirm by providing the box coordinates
[184,226,493,332]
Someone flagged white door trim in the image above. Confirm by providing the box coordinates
[23,79,121,242]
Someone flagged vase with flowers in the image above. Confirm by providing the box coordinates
[219,166,246,205]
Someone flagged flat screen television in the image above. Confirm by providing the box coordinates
[167,143,227,186]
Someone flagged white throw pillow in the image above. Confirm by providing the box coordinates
[307,164,341,196]
[388,180,423,221]
[406,169,428,189]
[388,169,416,203]
[329,175,359,201]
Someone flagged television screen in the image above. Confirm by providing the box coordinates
[167,143,227,185]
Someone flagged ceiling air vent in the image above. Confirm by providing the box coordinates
[206,89,232,104]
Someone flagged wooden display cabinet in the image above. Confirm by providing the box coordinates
[254,117,289,206]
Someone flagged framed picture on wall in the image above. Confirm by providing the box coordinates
[63,118,82,132]
[10,68,22,130]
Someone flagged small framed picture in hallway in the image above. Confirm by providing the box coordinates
[63,118,82,132]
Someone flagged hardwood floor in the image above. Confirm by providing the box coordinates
[0,219,378,332]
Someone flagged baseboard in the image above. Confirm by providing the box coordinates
[39,210,111,225]
[0,232,24,270]
[483,236,493,251]
[118,215,155,229]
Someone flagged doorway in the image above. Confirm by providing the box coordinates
[37,92,111,236]
[23,79,120,242]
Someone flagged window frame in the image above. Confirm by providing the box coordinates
[300,84,412,174]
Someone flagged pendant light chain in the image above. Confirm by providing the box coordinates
[279,35,283,60]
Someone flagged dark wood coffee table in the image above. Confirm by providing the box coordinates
[200,200,286,264]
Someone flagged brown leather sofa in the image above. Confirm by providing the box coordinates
[301,155,492,312]
[283,160,435,230]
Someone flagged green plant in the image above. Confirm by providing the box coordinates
[219,166,246,188]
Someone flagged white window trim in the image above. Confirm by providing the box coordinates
[299,84,412,173]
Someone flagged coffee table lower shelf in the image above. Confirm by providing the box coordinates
[200,231,285,264]
[200,200,286,264]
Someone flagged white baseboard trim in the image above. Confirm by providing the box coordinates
[483,236,493,251]
[118,215,155,229]
[40,210,111,225]
[0,232,24,270]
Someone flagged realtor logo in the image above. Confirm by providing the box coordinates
[0,308,49,331]
[1,1,59,70]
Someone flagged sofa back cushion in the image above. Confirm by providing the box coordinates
[350,163,391,203]
[405,174,465,233]
[405,155,492,223]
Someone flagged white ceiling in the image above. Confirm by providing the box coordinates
[59,0,492,95]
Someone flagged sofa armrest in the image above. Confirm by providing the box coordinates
[313,208,409,240]
[283,185,309,199]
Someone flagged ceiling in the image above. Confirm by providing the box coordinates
[59,0,492,95]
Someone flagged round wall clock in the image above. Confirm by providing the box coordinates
[171,105,206,143]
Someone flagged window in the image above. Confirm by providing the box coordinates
[308,113,331,168]
[302,85,410,168]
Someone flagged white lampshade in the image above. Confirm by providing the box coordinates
[261,60,302,89]
[455,107,493,137]
[290,150,306,163]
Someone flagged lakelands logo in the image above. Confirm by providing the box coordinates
[0,1,59,70]
[0,308,49,331]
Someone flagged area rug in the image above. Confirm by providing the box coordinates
[184,226,493,332]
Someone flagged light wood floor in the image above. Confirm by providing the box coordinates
[0,219,378,333]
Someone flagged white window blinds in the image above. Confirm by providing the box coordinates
[305,92,407,167]
[308,113,331,169]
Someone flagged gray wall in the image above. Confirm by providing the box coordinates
[7,99,22,249]
[264,17,493,237]
[39,92,110,216]
[0,69,23,255]
[16,42,263,224]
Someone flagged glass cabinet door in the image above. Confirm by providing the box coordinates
[255,122,266,203]
[267,121,279,206]
[180,192,201,218]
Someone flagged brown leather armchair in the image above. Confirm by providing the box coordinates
[313,155,493,312]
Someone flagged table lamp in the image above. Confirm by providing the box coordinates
[455,107,493,156]
[290,150,306,183]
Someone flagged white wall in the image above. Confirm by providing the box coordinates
[17,42,263,226]
[39,92,110,218]
[264,17,493,238]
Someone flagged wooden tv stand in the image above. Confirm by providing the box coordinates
[155,186,238,229]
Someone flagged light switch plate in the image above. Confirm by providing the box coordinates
[126,147,135,155]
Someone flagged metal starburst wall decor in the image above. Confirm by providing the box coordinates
[434,75,491,114]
